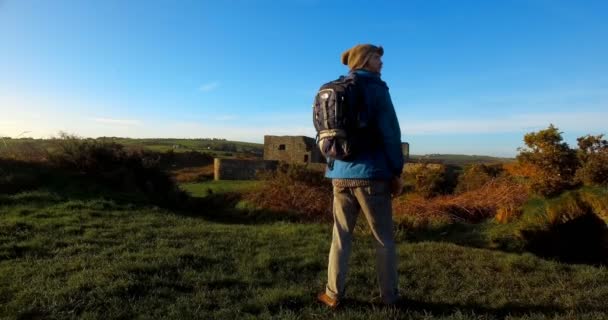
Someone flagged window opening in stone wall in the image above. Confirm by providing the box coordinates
[278,144,286,150]
[304,154,309,162]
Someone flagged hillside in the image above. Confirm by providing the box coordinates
[410,154,515,166]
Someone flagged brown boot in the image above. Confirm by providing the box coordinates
[317,292,340,309]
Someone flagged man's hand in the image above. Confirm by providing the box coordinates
[391,176,404,197]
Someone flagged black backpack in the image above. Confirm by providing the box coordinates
[312,73,369,162]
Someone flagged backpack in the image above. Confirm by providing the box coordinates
[312,73,369,163]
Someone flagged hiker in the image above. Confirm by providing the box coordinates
[316,44,404,308]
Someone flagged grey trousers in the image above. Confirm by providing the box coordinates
[325,181,399,304]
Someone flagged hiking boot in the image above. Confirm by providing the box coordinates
[317,292,340,309]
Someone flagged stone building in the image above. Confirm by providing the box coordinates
[263,135,324,164]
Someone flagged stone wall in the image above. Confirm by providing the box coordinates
[214,158,278,181]
[402,142,410,160]
[263,135,324,164]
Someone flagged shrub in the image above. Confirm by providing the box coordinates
[0,160,42,194]
[403,163,458,198]
[393,179,529,224]
[575,134,608,187]
[455,163,505,194]
[245,163,332,221]
[47,134,186,207]
[0,139,47,162]
[516,125,578,197]
[171,165,215,183]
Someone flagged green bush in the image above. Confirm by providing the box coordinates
[47,134,186,207]
[516,125,578,197]
[403,163,458,198]
[575,134,608,187]
[0,160,41,194]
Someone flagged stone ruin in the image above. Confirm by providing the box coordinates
[214,135,410,180]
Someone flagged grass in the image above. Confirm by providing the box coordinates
[180,180,260,197]
[2,188,608,319]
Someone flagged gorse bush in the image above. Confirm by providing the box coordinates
[0,159,43,194]
[516,125,579,197]
[575,134,608,187]
[0,138,48,162]
[455,163,505,194]
[245,163,332,221]
[402,163,458,198]
[47,134,186,207]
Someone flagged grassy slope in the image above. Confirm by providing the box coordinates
[1,190,608,319]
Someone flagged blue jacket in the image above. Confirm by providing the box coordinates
[325,70,404,180]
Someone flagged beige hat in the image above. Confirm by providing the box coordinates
[341,44,384,71]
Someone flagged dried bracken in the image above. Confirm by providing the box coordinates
[393,179,530,223]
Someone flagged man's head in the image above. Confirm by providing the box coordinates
[341,44,384,73]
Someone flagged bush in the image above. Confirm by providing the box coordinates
[245,163,332,221]
[47,134,186,207]
[393,179,529,224]
[516,125,578,197]
[455,163,505,194]
[403,163,458,198]
[575,134,608,187]
[0,160,41,194]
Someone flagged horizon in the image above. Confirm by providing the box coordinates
[2,0,607,157]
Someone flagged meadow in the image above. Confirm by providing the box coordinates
[1,133,608,319]
[2,185,608,320]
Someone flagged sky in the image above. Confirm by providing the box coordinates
[1,0,607,157]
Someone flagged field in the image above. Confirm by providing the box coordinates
[0,137,264,160]
[1,137,608,319]
[1,181,608,319]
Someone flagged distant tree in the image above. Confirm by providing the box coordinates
[516,124,578,197]
[575,134,608,186]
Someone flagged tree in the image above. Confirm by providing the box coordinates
[575,134,608,186]
[516,124,578,196]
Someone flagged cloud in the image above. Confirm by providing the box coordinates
[92,118,142,126]
[199,82,219,92]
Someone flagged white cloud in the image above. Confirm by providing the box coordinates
[199,81,219,92]
[92,118,142,126]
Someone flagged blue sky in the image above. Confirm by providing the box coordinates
[1,0,607,157]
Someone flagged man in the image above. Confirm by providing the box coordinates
[318,44,404,308]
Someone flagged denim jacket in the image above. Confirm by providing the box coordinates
[325,70,404,180]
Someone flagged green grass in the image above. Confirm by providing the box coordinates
[2,190,608,319]
[180,181,260,197]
